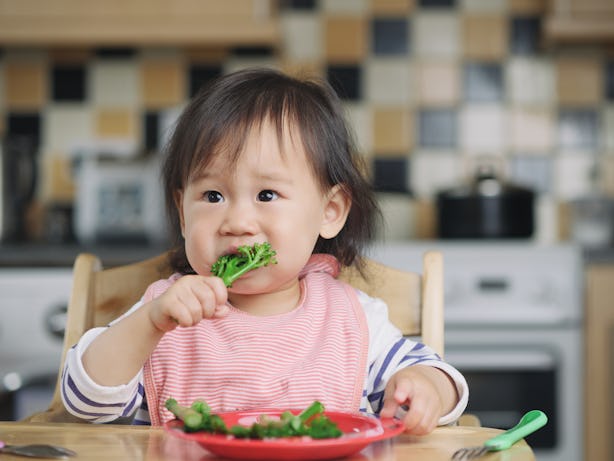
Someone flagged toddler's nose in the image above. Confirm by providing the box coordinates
[219,202,258,236]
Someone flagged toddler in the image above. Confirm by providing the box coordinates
[61,68,468,434]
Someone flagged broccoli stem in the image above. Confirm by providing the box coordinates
[165,398,203,430]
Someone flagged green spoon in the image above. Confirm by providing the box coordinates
[484,410,548,451]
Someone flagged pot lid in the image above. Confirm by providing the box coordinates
[438,165,534,198]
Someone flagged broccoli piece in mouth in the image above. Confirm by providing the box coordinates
[211,242,277,287]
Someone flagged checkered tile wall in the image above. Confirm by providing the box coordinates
[1,0,613,211]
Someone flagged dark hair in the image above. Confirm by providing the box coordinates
[162,67,380,274]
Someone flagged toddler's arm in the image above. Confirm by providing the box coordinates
[82,275,228,386]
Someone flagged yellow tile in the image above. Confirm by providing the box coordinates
[508,0,546,14]
[370,0,415,14]
[141,59,185,109]
[325,17,367,63]
[463,15,507,60]
[95,108,138,139]
[556,56,602,106]
[373,108,413,155]
[5,61,46,110]
[41,153,76,202]
[280,61,325,80]
[416,61,460,106]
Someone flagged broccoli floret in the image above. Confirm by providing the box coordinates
[211,242,277,287]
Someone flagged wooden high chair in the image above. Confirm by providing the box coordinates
[23,251,445,423]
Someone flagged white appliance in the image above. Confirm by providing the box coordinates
[0,268,72,420]
[368,241,583,461]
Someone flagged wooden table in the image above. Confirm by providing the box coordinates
[0,422,535,460]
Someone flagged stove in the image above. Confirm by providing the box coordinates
[369,241,583,461]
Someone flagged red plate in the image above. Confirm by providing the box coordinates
[164,409,405,460]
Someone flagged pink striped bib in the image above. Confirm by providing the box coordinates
[142,254,369,426]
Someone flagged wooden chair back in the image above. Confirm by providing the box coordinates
[23,251,443,423]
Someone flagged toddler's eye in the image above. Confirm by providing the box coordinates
[204,191,224,203]
[257,190,278,202]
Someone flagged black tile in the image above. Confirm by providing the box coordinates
[510,16,542,55]
[144,112,160,152]
[52,64,87,102]
[606,60,614,100]
[94,47,137,58]
[189,64,222,97]
[558,109,599,149]
[463,62,503,102]
[373,157,410,193]
[230,46,275,57]
[279,0,317,10]
[418,109,457,148]
[418,0,456,7]
[326,65,362,101]
[6,113,42,147]
[372,18,410,56]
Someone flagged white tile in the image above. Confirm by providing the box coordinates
[322,0,368,15]
[460,105,507,153]
[280,13,323,63]
[91,60,139,107]
[509,108,555,152]
[410,150,464,198]
[414,13,460,59]
[603,105,614,150]
[461,0,507,12]
[375,192,415,241]
[345,103,372,155]
[553,153,595,199]
[365,58,413,105]
[43,106,94,154]
[507,57,555,106]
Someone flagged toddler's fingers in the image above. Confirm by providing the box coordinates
[381,379,413,418]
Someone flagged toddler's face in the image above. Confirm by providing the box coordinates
[177,119,344,295]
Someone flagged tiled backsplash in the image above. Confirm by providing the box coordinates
[1,0,613,235]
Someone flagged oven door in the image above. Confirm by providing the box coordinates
[445,328,582,461]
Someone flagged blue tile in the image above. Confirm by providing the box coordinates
[606,60,614,101]
[509,155,552,194]
[373,157,410,193]
[558,109,599,149]
[418,109,457,148]
[326,65,362,101]
[52,64,87,102]
[510,16,542,55]
[372,18,409,56]
[464,62,503,102]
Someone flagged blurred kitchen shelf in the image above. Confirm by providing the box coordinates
[0,0,278,47]
[545,0,614,44]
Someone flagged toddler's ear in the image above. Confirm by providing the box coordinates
[320,185,351,239]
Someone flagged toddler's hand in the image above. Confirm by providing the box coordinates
[379,366,444,435]
[148,275,229,332]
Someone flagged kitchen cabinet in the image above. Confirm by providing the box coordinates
[584,263,614,461]
[0,0,278,46]
[545,0,614,43]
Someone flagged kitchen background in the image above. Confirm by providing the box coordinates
[0,1,613,460]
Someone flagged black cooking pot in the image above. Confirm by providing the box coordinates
[436,167,535,239]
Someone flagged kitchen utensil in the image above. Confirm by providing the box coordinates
[436,164,535,239]
[451,410,547,460]
[165,409,405,460]
[0,440,76,458]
